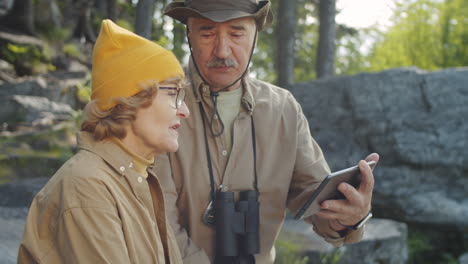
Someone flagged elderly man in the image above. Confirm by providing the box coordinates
[155,0,379,263]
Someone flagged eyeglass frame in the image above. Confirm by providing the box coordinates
[159,86,186,109]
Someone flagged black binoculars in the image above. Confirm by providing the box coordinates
[214,190,260,262]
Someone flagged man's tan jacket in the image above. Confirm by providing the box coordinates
[154,64,364,263]
[18,132,182,263]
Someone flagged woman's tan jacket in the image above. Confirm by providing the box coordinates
[18,132,182,263]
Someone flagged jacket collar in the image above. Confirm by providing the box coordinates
[188,58,256,113]
[77,131,155,177]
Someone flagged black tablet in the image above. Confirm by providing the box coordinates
[294,160,376,220]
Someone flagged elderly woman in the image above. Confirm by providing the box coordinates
[17,20,188,263]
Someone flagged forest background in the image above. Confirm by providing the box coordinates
[1,0,467,84]
[0,0,467,264]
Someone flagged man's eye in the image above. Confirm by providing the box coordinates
[168,91,178,96]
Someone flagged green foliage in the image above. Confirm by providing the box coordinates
[116,19,134,32]
[172,22,186,62]
[274,240,310,264]
[366,0,468,72]
[252,26,277,84]
[407,228,462,264]
[252,0,371,82]
[39,27,71,45]
[439,254,460,264]
[76,77,92,104]
[0,125,76,183]
[63,43,86,61]
[293,1,319,82]
[1,43,55,75]
[334,26,371,76]
[252,0,327,84]
[319,248,343,264]
[70,110,84,134]
[155,35,170,49]
[407,230,432,263]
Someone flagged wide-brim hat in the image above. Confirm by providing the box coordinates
[164,0,274,31]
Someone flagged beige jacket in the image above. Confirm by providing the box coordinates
[154,64,364,263]
[18,132,182,264]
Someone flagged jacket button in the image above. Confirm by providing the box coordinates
[120,166,125,172]
[222,150,228,156]
[137,177,143,183]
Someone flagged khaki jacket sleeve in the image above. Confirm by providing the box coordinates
[155,154,210,263]
[286,95,364,245]
[58,206,132,263]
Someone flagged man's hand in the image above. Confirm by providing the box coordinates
[316,153,380,231]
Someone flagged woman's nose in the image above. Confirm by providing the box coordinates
[177,101,190,119]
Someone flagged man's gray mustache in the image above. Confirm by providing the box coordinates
[207,58,238,68]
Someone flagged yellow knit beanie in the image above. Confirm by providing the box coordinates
[91,19,184,110]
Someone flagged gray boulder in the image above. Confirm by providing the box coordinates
[0,77,48,97]
[460,253,468,264]
[0,0,14,16]
[292,67,468,229]
[0,178,49,207]
[0,207,27,264]
[0,72,86,109]
[278,218,408,264]
[1,95,74,126]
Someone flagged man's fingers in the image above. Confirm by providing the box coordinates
[365,153,380,170]
[358,160,375,194]
[338,182,360,204]
[320,199,347,213]
[317,155,379,226]
[316,208,343,221]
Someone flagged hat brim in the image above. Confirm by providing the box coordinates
[164,0,273,31]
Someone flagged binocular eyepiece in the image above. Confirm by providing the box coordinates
[214,190,260,260]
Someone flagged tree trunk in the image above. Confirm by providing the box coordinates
[173,22,185,61]
[0,0,35,34]
[72,0,96,43]
[94,0,117,21]
[135,0,156,39]
[276,0,296,89]
[94,0,108,16]
[107,0,117,21]
[35,0,62,29]
[316,0,336,79]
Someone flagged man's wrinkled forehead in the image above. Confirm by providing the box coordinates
[187,16,256,32]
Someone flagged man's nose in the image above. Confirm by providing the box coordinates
[176,101,190,119]
[213,36,231,59]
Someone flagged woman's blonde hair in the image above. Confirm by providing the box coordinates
[81,78,184,141]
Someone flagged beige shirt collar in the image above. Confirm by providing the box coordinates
[110,137,155,178]
[77,131,156,177]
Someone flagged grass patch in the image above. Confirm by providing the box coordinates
[275,240,310,264]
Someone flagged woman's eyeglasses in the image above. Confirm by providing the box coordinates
[159,86,186,109]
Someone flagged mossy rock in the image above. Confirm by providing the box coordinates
[0,153,71,184]
[0,123,77,184]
